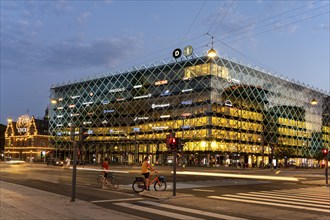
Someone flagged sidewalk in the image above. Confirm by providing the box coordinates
[0,181,146,220]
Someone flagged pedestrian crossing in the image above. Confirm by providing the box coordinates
[114,200,248,220]
[208,186,330,213]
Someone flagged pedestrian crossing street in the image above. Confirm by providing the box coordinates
[114,200,248,220]
[208,186,330,213]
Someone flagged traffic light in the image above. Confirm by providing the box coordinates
[166,132,177,150]
[79,127,89,141]
[322,148,329,157]
[169,137,177,148]
[177,138,184,151]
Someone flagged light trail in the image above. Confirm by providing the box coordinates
[71,167,129,173]
[174,171,301,181]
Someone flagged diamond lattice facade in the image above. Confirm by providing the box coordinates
[49,55,330,167]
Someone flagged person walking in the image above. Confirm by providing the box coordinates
[65,157,70,167]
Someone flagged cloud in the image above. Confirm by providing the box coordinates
[0,1,19,11]
[42,36,144,70]
[76,12,91,26]
[287,24,297,34]
[1,3,144,78]
[314,22,330,32]
[54,0,74,15]
[103,0,112,5]
[1,32,144,78]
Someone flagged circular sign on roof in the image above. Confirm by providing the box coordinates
[172,48,182,59]
[16,115,31,134]
[183,45,193,57]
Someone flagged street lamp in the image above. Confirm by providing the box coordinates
[310,98,318,105]
[310,98,328,185]
[50,99,57,104]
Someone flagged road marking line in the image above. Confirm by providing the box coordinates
[91,198,143,203]
[175,171,301,181]
[261,189,327,197]
[208,196,330,213]
[114,202,204,220]
[192,189,215,192]
[139,201,248,220]
[222,194,329,209]
[236,193,330,205]
[263,191,330,199]
[245,191,330,202]
[269,186,328,193]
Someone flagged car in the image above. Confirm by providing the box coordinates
[5,158,26,164]
[47,158,63,166]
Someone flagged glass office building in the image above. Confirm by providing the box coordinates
[49,55,330,167]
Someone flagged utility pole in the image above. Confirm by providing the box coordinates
[323,148,329,186]
[173,147,177,196]
[166,132,177,196]
[325,156,328,185]
[70,124,77,202]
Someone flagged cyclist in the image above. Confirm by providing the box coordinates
[101,157,110,189]
[141,156,157,191]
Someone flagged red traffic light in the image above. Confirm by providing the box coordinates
[322,148,329,156]
[169,137,177,146]
[166,132,177,150]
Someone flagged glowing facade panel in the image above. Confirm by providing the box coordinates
[49,56,330,166]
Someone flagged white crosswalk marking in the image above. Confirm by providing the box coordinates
[255,190,329,200]
[208,187,330,213]
[222,194,329,209]
[114,202,204,220]
[91,198,143,203]
[139,201,248,220]
[239,192,328,205]
[193,189,215,192]
[114,201,249,220]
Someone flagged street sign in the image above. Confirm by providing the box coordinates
[172,48,182,59]
[183,45,193,57]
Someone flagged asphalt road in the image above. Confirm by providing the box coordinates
[1,162,329,220]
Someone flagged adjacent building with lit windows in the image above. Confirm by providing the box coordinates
[49,55,330,167]
[5,112,53,162]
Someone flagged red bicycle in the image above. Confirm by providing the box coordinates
[132,171,166,193]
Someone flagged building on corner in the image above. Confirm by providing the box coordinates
[49,55,330,167]
[4,110,53,162]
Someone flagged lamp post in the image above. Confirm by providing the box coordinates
[261,137,264,168]
[133,127,139,165]
[50,99,58,159]
[310,98,328,185]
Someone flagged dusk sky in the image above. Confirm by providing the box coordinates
[1,0,329,125]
